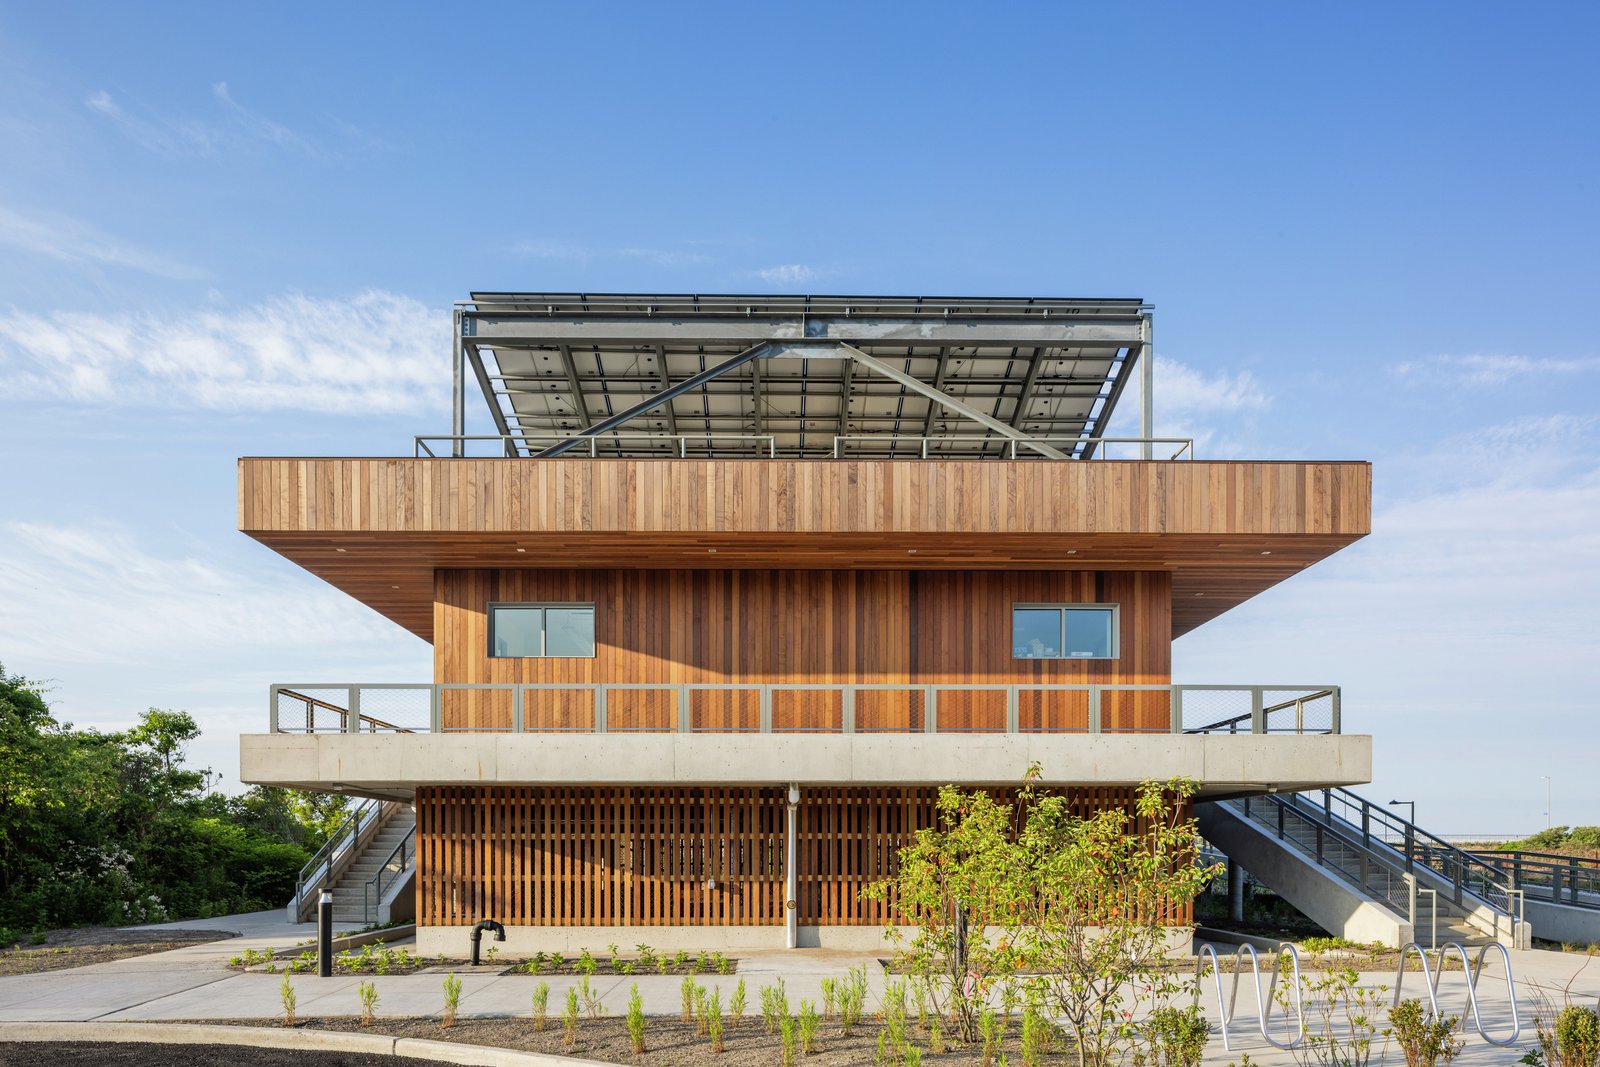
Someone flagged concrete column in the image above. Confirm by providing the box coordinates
[785,784,800,949]
[1228,860,1246,923]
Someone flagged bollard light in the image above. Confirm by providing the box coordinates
[317,891,334,977]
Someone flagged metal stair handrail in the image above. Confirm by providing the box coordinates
[363,823,416,926]
[1194,942,1306,1051]
[1238,795,1420,917]
[294,798,379,913]
[1393,941,1521,1047]
[1301,789,1524,928]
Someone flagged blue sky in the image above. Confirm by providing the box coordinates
[0,3,1595,833]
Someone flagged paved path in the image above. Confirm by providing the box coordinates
[3,914,1598,1064]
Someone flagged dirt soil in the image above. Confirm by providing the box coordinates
[0,927,234,976]
[228,1016,1056,1066]
[0,1043,461,1067]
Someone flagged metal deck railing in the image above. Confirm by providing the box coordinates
[266,681,1340,736]
[412,433,1195,460]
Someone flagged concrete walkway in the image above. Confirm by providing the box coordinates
[3,913,1598,1065]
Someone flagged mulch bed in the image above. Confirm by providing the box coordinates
[0,928,234,977]
[223,1016,1049,1066]
[0,1043,461,1067]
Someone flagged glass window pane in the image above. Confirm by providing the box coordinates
[544,607,595,657]
[1012,608,1062,659]
[491,606,541,657]
[1063,608,1114,658]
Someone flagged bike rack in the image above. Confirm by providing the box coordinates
[1393,941,1521,1047]
[1195,943,1307,1051]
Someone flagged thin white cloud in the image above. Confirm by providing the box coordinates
[1393,353,1600,387]
[0,520,429,782]
[507,240,711,269]
[0,202,202,279]
[0,289,449,413]
[1102,355,1270,458]
[211,81,314,153]
[84,84,319,158]
[1153,356,1269,415]
[1176,416,1600,832]
[754,264,823,285]
[618,247,709,267]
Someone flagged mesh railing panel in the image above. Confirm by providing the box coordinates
[522,687,597,732]
[854,689,925,732]
[933,689,1007,732]
[694,688,763,732]
[352,687,433,732]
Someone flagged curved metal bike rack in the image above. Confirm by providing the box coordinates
[1195,943,1307,1051]
[1394,941,1521,1047]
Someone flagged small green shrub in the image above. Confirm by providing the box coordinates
[531,980,550,1031]
[730,977,747,1024]
[563,986,580,1047]
[979,1008,1003,1067]
[1143,1004,1210,1067]
[682,973,698,1021]
[441,973,462,1028]
[820,977,837,1020]
[636,943,659,969]
[929,1014,945,1054]
[626,983,647,1053]
[279,973,296,1027]
[1538,1004,1600,1067]
[576,947,598,975]
[780,1013,798,1067]
[357,980,378,1027]
[577,974,606,1018]
[799,998,821,1053]
[709,987,726,1053]
[838,966,868,1034]
[761,978,790,1034]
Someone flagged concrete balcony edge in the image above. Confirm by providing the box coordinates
[241,732,1371,800]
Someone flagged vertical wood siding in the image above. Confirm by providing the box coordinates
[433,569,1172,731]
[416,785,1193,927]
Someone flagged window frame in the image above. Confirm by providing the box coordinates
[1010,603,1121,661]
[487,602,597,659]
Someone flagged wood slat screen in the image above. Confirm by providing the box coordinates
[417,785,1192,927]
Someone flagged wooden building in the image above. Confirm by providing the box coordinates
[239,294,1371,951]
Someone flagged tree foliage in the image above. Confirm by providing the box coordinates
[866,767,1219,1063]
[0,661,343,934]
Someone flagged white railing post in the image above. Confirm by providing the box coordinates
[1006,686,1019,734]
[678,685,691,733]
[269,685,281,733]
[430,686,442,733]
[346,686,360,734]
[1089,687,1102,734]
[513,686,524,733]
[1170,686,1184,733]
[1250,688,1266,734]
[842,686,855,734]
[760,686,773,733]
[924,686,937,733]
[1331,687,1342,734]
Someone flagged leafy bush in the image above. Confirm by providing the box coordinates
[1390,997,1462,1067]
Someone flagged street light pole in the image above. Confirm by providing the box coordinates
[1388,799,1415,846]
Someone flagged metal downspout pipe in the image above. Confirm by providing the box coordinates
[786,784,800,949]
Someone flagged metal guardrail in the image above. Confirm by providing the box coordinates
[829,435,1195,460]
[410,433,1195,460]
[1234,790,1526,944]
[1467,848,1600,909]
[268,682,1341,736]
[416,433,778,458]
[1185,688,1340,735]
[1309,789,1525,933]
[363,824,415,927]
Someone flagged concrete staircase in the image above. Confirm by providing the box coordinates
[1200,791,1521,948]
[326,806,415,926]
